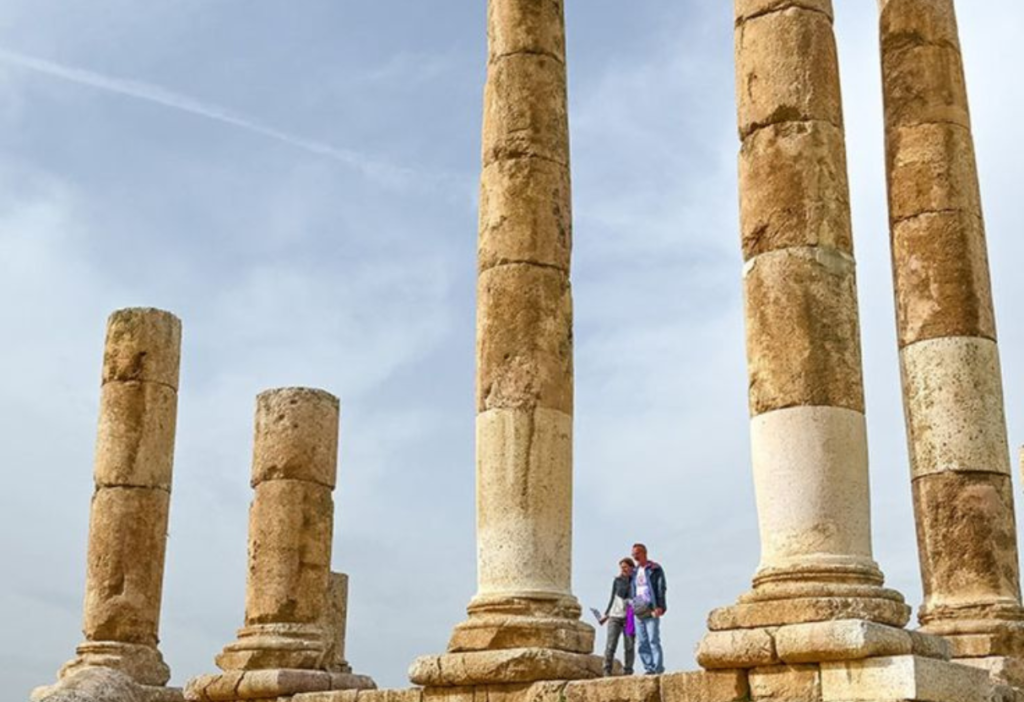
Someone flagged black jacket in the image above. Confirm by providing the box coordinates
[631,561,668,612]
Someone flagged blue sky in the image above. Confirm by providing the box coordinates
[2,2,1024,695]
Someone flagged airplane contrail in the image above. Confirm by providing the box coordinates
[0,47,410,184]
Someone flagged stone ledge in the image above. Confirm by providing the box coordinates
[776,619,948,663]
[409,649,602,687]
[185,669,376,701]
[819,654,994,702]
[708,596,911,631]
[698,628,779,669]
[954,655,1024,690]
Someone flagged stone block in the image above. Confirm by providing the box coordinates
[749,664,821,701]
[84,487,170,644]
[738,120,851,260]
[476,264,572,414]
[251,387,340,489]
[483,54,568,168]
[955,656,1024,689]
[940,626,1024,659]
[488,0,565,62]
[186,669,374,701]
[912,472,1022,619]
[708,597,911,631]
[408,649,603,686]
[774,620,911,664]
[476,682,568,702]
[892,211,996,346]
[102,308,182,388]
[887,122,981,222]
[820,654,993,702]
[736,7,842,139]
[60,640,172,687]
[882,41,969,131]
[94,380,178,490]
[565,676,659,702]
[735,0,833,24]
[448,609,592,654]
[291,692,361,702]
[880,0,960,52]
[901,337,1009,477]
[908,630,952,661]
[743,246,864,415]
[323,572,350,672]
[479,156,571,273]
[660,670,749,702]
[697,628,778,669]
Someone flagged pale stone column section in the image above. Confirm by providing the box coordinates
[66,309,181,687]
[216,388,340,672]
[879,0,1024,676]
[446,0,591,657]
[701,1,908,651]
[322,572,352,674]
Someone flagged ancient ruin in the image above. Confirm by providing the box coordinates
[27,1,1024,701]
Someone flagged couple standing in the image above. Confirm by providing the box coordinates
[598,543,667,676]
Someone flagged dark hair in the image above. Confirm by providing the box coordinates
[619,557,635,568]
[632,543,647,552]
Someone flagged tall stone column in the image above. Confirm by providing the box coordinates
[33,308,183,702]
[410,0,601,686]
[699,2,909,665]
[879,0,1024,683]
[187,389,374,702]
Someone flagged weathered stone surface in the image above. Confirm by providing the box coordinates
[735,8,842,139]
[251,388,340,489]
[476,681,568,702]
[473,408,573,601]
[709,597,910,631]
[882,42,969,131]
[938,626,1024,659]
[408,649,603,687]
[449,609,592,654]
[908,629,952,661]
[33,668,145,702]
[186,669,374,701]
[84,487,170,645]
[775,620,911,663]
[880,0,960,55]
[900,337,1009,477]
[739,120,851,261]
[913,472,1022,624]
[245,479,334,627]
[565,676,659,702]
[477,264,572,414]
[749,664,820,701]
[216,623,327,672]
[954,655,1024,689]
[697,629,778,669]
[94,381,178,490]
[323,572,351,672]
[819,654,992,702]
[744,247,864,415]
[60,641,172,688]
[735,0,833,24]
[887,122,981,222]
[488,0,565,62]
[892,212,996,346]
[479,156,571,273]
[660,670,749,702]
[750,407,875,585]
[102,308,182,388]
[482,54,568,168]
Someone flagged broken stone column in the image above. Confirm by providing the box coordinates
[879,0,1024,684]
[32,308,183,702]
[409,0,602,687]
[186,389,374,701]
[322,572,352,674]
[698,0,910,667]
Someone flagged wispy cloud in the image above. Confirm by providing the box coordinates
[0,47,412,184]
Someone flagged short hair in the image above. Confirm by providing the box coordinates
[619,557,635,568]
[632,543,647,552]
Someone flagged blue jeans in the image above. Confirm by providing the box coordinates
[635,615,663,674]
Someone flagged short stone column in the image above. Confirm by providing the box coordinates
[322,572,352,674]
[698,1,909,666]
[880,0,1024,684]
[33,308,183,702]
[186,389,374,701]
[409,0,602,687]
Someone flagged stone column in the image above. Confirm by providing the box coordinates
[410,0,601,686]
[700,2,908,660]
[34,308,182,701]
[322,572,352,674]
[879,0,1024,681]
[187,389,374,701]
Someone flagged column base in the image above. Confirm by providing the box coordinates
[215,623,328,671]
[58,641,172,687]
[32,667,183,702]
[184,669,376,702]
[448,592,595,654]
[409,648,604,687]
[708,589,911,632]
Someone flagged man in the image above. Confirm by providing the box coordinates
[630,543,666,674]
[598,557,636,676]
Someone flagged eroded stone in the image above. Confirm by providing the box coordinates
[102,308,182,388]
[488,0,565,62]
[251,387,340,489]
[697,629,778,669]
[749,664,820,701]
[887,122,981,222]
